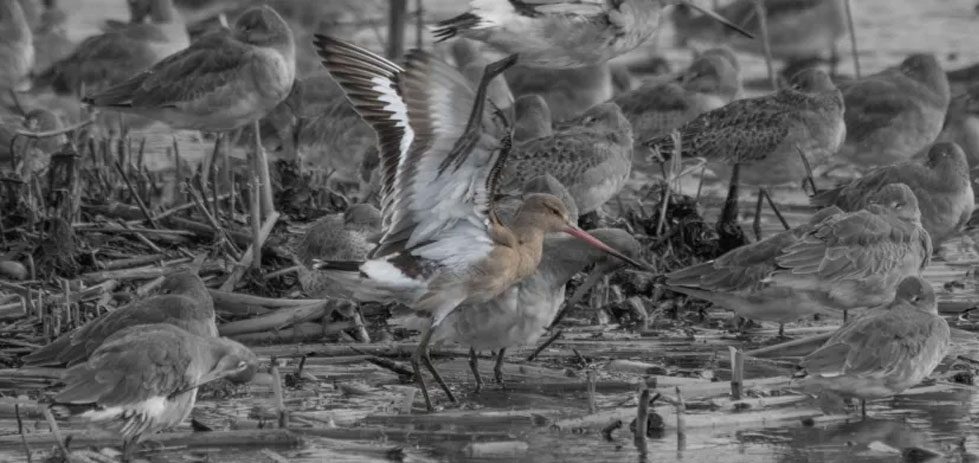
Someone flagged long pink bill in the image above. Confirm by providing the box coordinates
[563,226,648,270]
[681,1,755,39]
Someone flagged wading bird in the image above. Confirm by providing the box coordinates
[312,35,645,411]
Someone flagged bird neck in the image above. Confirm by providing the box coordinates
[149,0,178,24]
[506,215,551,281]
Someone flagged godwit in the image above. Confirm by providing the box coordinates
[934,84,979,171]
[296,204,381,298]
[0,108,63,172]
[615,49,741,148]
[795,276,950,417]
[506,63,612,122]
[513,94,552,142]
[836,54,950,169]
[672,0,846,65]
[433,0,751,69]
[0,0,33,95]
[666,183,931,330]
[36,0,188,96]
[644,67,845,238]
[84,5,295,217]
[50,323,258,460]
[503,102,634,214]
[23,271,217,367]
[812,142,974,247]
[313,35,646,410]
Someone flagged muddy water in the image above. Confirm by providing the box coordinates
[17,0,979,462]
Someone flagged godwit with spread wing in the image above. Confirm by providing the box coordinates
[433,0,751,69]
[0,0,33,94]
[812,142,974,247]
[50,323,258,460]
[672,0,846,64]
[83,5,295,219]
[666,183,931,330]
[312,36,645,411]
[836,54,950,169]
[616,49,741,150]
[36,0,187,96]
[644,68,845,239]
[23,271,219,367]
[795,276,950,417]
[502,102,634,214]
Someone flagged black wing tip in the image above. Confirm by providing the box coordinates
[432,12,481,42]
[312,259,364,272]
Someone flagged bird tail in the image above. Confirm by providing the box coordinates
[432,12,481,42]
[21,335,72,367]
[82,75,144,108]
[310,260,425,304]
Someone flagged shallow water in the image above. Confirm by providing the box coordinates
[9,0,979,462]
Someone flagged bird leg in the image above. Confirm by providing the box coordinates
[796,145,818,195]
[717,163,749,252]
[860,399,866,419]
[754,188,790,240]
[469,347,484,393]
[778,323,785,338]
[252,119,275,218]
[419,333,457,405]
[412,327,435,411]
[493,348,507,387]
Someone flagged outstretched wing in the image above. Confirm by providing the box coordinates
[433,0,606,41]
[314,36,516,271]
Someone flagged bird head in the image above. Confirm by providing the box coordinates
[894,276,937,314]
[867,183,921,223]
[899,53,949,99]
[211,338,260,384]
[787,68,837,94]
[681,49,741,101]
[923,142,969,174]
[234,5,293,50]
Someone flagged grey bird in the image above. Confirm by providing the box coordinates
[50,323,259,460]
[836,54,951,169]
[295,204,382,298]
[812,142,975,247]
[795,276,950,418]
[667,184,932,326]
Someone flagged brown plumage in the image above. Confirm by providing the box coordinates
[796,276,950,416]
[644,67,845,187]
[616,49,741,149]
[295,204,381,298]
[667,183,932,324]
[812,142,974,246]
[23,271,217,368]
[313,35,645,411]
[836,54,951,169]
[503,102,633,214]
[51,323,258,460]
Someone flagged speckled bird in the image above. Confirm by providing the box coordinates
[503,102,633,214]
[666,183,931,327]
[0,0,33,92]
[836,54,951,169]
[812,142,974,247]
[313,36,645,411]
[50,323,258,460]
[36,0,187,96]
[673,0,846,64]
[795,276,950,417]
[433,0,751,69]
[295,204,381,298]
[615,49,742,148]
[644,67,845,236]
[23,271,219,367]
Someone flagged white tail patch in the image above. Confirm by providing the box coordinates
[81,396,168,422]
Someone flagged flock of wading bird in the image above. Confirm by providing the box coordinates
[2,0,979,458]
